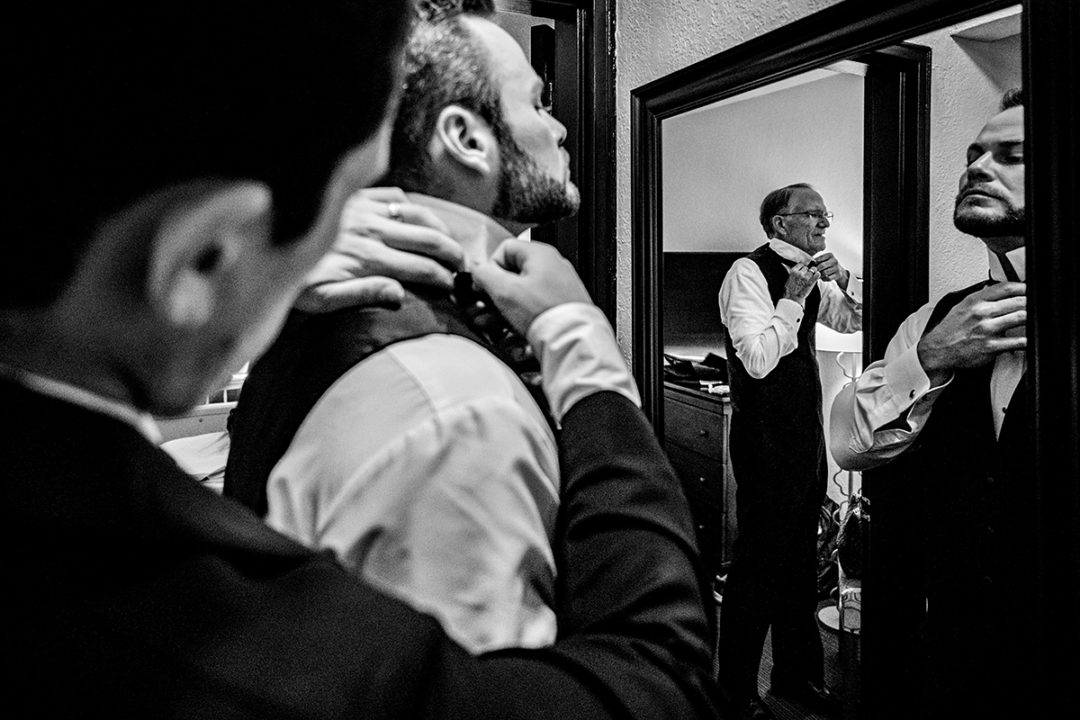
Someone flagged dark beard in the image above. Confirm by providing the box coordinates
[492,135,580,225]
[953,197,1025,237]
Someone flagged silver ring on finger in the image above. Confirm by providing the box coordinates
[387,202,403,222]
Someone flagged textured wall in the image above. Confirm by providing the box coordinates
[908,18,1022,300]
[614,0,843,356]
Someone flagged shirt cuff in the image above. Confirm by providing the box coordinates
[775,297,804,329]
[526,303,641,425]
[883,343,950,412]
[845,275,864,304]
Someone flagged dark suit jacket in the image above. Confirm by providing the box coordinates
[5,379,718,718]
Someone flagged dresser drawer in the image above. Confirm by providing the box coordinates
[664,443,725,581]
[664,395,727,458]
[665,442,725,511]
[690,509,724,583]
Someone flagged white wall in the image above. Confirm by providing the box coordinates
[661,70,864,277]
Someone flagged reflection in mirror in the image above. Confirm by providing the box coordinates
[660,59,871,720]
[855,8,1026,720]
[650,4,1023,719]
[911,6,1023,297]
[661,57,867,499]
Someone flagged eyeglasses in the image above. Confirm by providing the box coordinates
[777,210,834,221]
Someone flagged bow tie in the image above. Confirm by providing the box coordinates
[452,271,542,387]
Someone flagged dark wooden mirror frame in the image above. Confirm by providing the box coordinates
[630,0,1078,713]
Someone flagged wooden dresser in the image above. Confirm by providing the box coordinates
[662,382,738,589]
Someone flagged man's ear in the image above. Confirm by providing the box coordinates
[147,182,272,329]
[770,215,787,239]
[433,104,497,176]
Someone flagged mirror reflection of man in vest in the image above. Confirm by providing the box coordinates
[716,183,862,720]
[830,89,1028,720]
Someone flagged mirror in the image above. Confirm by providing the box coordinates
[660,57,870,503]
[632,0,1078,717]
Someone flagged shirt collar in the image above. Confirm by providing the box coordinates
[405,193,519,266]
[0,363,161,442]
[988,245,1026,283]
[767,237,815,266]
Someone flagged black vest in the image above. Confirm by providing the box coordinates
[724,244,823,427]
[898,282,1031,589]
[874,281,1034,718]
[223,285,550,517]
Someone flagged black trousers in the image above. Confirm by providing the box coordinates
[716,415,828,698]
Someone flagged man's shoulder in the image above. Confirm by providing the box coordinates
[3,384,304,558]
[361,333,522,400]
[298,333,543,450]
[734,254,765,270]
[278,332,557,510]
[720,254,769,296]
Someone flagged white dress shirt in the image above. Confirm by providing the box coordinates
[718,238,863,379]
[265,195,640,655]
[829,245,1026,470]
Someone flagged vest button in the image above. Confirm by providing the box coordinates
[982,575,994,587]
[986,475,996,486]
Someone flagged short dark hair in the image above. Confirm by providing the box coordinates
[7,0,410,310]
[759,183,815,237]
[1000,87,1024,111]
[383,2,508,194]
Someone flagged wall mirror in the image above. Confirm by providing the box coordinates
[631,0,1077,716]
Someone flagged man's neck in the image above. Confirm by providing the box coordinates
[0,354,160,440]
[498,217,532,238]
[0,319,166,437]
[981,234,1024,255]
[0,331,133,409]
[404,193,523,267]
[767,238,814,264]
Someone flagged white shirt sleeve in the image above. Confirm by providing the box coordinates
[828,301,953,470]
[718,257,804,379]
[818,274,863,334]
[265,336,559,654]
[526,302,640,424]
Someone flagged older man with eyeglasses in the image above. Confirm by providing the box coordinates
[715,183,862,720]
